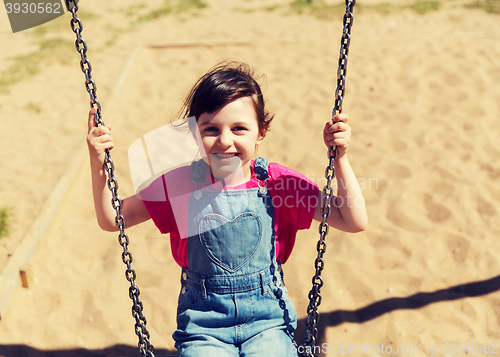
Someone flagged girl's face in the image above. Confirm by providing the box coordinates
[196,97,264,184]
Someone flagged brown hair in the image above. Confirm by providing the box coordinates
[179,61,274,136]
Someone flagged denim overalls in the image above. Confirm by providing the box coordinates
[173,157,298,357]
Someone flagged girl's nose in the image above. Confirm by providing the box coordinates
[218,129,233,147]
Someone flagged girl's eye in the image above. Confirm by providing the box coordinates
[233,126,247,132]
[204,127,218,132]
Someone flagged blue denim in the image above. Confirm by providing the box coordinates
[173,158,298,357]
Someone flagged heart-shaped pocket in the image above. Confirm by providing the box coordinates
[199,212,262,273]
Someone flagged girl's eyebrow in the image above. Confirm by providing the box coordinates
[232,121,250,127]
[198,120,251,127]
[198,120,213,127]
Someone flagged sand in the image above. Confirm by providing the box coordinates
[1,0,500,356]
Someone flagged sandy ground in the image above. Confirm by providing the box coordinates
[1,0,500,356]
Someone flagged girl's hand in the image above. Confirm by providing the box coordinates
[323,113,351,159]
[86,107,113,167]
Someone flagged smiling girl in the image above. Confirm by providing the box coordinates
[86,61,367,357]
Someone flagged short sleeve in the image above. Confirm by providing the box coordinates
[295,174,320,230]
[268,163,320,263]
[138,167,191,268]
[271,164,319,226]
[139,175,174,234]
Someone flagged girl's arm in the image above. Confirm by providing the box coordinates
[87,108,151,232]
[313,113,368,233]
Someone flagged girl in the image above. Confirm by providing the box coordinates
[87,61,367,357]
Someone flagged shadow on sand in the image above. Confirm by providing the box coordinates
[294,274,500,348]
[1,275,499,357]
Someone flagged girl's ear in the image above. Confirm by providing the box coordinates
[256,130,266,145]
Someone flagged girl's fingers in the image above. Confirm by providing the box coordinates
[87,126,113,156]
[88,107,98,131]
[326,122,350,134]
[94,133,112,143]
[338,121,350,132]
[87,136,114,157]
[324,114,350,150]
[87,108,110,132]
[88,125,112,141]
[328,138,349,148]
[325,131,350,147]
[94,125,111,135]
[100,140,114,150]
[332,113,348,124]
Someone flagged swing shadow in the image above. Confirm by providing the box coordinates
[2,275,499,356]
[294,274,500,347]
[0,344,176,357]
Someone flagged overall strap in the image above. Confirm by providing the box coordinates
[254,157,270,196]
[254,157,269,181]
[190,159,210,183]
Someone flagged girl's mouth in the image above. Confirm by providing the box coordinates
[213,153,238,159]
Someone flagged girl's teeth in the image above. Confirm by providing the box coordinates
[217,153,235,158]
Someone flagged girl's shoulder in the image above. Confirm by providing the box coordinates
[265,161,319,192]
[267,161,308,180]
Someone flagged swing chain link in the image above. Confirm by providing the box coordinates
[301,1,355,356]
[65,2,155,356]
[332,0,356,117]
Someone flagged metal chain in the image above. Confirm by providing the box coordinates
[332,0,356,117]
[301,1,355,356]
[64,2,155,356]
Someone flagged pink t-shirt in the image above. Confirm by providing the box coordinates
[140,160,320,268]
